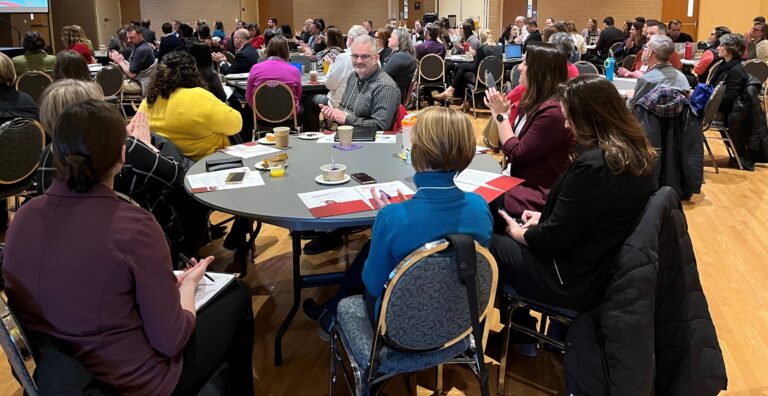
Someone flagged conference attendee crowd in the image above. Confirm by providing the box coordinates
[0,11,750,395]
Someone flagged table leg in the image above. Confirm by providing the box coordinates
[274,230,303,366]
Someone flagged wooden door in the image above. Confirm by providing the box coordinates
[501,0,536,29]
[256,0,293,31]
[662,0,699,41]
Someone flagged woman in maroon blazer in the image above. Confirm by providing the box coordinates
[485,43,576,218]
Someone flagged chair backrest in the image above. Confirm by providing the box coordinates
[289,55,311,73]
[509,64,521,89]
[743,59,768,83]
[697,41,709,51]
[0,296,38,395]
[622,55,637,70]
[700,82,725,131]
[15,71,53,104]
[0,118,45,185]
[608,41,622,57]
[252,80,297,127]
[475,56,504,90]
[95,65,124,98]
[574,61,599,75]
[403,73,418,106]
[377,239,498,353]
[418,54,445,83]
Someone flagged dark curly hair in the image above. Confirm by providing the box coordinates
[23,30,46,51]
[145,51,206,107]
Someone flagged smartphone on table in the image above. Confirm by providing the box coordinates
[351,172,377,185]
[225,171,246,184]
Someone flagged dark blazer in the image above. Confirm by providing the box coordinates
[710,58,748,116]
[220,43,260,75]
[142,28,156,44]
[595,26,626,55]
[383,51,417,104]
[157,34,183,61]
[502,99,576,216]
[523,147,655,309]
[523,30,542,53]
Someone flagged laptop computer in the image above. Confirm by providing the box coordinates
[505,44,523,59]
[334,125,377,142]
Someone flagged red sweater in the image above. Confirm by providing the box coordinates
[66,43,94,64]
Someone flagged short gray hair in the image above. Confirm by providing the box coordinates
[352,34,378,54]
[549,32,574,59]
[347,25,368,41]
[719,33,747,58]
[647,34,674,62]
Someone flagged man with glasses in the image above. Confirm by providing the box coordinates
[212,28,259,75]
[625,34,690,108]
[318,35,400,131]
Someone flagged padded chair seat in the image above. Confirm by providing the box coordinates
[502,285,580,319]
[336,295,469,376]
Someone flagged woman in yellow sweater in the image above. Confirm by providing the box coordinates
[139,51,242,161]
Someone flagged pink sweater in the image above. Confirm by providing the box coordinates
[245,59,302,113]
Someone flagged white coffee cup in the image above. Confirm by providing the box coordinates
[309,70,318,83]
[321,163,346,182]
[337,125,353,147]
[273,127,290,148]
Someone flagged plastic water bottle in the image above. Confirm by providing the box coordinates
[604,56,616,81]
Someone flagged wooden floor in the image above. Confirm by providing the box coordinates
[1,112,767,395]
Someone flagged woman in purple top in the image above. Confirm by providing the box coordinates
[2,100,255,395]
[246,35,302,113]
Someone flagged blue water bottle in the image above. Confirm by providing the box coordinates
[604,50,616,81]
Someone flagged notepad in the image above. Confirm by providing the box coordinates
[172,271,237,311]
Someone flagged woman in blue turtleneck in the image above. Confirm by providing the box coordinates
[303,107,493,336]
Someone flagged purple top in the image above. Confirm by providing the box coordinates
[245,58,302,112]
[416,39,447,60]
[2,179,195,396]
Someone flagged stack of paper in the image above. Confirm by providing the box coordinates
[172,271,237,310]
[220,142,282,158]
[454,169,524,202]
[298,181,415,217]
[186,167,265,193]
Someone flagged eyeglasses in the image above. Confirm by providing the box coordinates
[351,54,374,61]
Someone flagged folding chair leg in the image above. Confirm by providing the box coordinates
[472,93,477,119]
[702,135,720,174]
[434,365,444,395]
[330,331,337,396]
[497,304,515,396]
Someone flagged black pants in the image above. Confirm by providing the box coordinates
[323,240,370,315]
[172,281,255,396]
[450,62,478,95]
[302,94,329,132]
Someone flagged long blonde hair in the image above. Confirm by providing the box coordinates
[479,29,495,46]
[61,25,85,47]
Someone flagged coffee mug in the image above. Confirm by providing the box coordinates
[320,163,346,181]
[273,127,290,149]
[337,125,353,147]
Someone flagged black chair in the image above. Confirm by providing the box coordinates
[464,56,504,119]
[743,59,768,84]
[509,64,521,90]
[0,295,37,395]
[15,71,53,104]
[95,64,126,118]
[574,61,600,75]
[416,54,447,109]
[699,82,744,172]
[251,80,298,141]
[622,54,637,70]
[0,118,45,207]
[403,73,418,107]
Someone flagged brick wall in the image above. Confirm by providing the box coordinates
[138,0,241,32]
[535,0,661,31]
[292,0,390,34]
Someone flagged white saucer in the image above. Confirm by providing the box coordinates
[315,174,351,185]
[254,162,288,170]
[298,132,322,140]
[257,137,276,145]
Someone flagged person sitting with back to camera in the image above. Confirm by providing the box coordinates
[303,106,493,336]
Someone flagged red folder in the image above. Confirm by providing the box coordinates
[486,175,524,191]
[308,200,374,218]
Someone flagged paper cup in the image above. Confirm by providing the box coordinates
[321,163,346,181]
[309,70,318,83]
[337,125,353,147]
[273,127,290,148]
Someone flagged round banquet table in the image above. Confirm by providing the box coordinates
[184,134,501,365]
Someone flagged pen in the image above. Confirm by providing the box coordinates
[379,189,392,199]
[179,253,214,282]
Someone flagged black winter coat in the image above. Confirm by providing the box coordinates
[564,187,728,395]
[727,75,768,162]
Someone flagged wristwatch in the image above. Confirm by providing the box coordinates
[496,113,509,122]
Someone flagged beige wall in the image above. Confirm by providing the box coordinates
[95,0,122,48]
[536,0,661,32]
[698,0,758,40]
[138,0,241,33]
[292,0,390,34]
[50,0,99,53]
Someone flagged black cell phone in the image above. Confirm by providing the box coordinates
[225,171,246,184]
[351,172,377,185]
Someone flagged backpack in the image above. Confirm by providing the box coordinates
[690,59,725,117]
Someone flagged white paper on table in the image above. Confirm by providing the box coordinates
[186,167,265,191]
[223,85,234,98]
[315,132,397,144]
[476,145,491,154]
[454,169,503,188]
[226,73,249,80]
[455,180,486,193]
[298,187,375,209]
[351,181,416,201]
[220,143,281,158]
[172,271,236,310]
